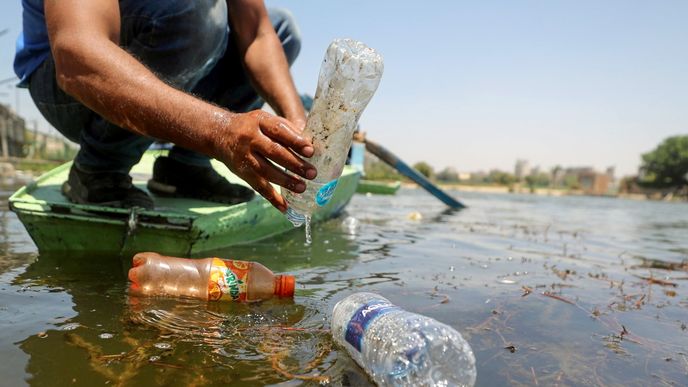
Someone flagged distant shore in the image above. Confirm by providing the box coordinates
[396,181,686,202]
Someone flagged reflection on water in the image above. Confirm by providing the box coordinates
[1,186,687,386]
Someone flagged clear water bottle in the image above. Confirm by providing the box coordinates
[331,292,477,386]
[283,38,384,226]
[128,252,295,302]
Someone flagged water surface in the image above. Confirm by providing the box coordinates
[1,187,687,386]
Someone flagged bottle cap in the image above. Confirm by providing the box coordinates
[275,275,295,298]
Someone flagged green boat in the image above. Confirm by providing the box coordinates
[356,179,401,195]
[9,150,361,256]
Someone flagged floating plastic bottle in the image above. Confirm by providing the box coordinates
[128,252,295,302]
[284,39,384,227]
[331,292,477,386]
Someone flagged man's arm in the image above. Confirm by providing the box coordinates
[44,0,315,212]
[228,0,306,130]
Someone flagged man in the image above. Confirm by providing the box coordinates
[14,0,317,212]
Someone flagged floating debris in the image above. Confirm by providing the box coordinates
[634,275,678,287]
[154,342,172,350]
[551,266,575,281]
[633,258,688,272]
[541,291,575,305]
[521,286,533,297]
[407,211,422,221]
[61,323,80,331]
[99,333,114,339]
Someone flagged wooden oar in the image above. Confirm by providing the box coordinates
[364,139,466,209]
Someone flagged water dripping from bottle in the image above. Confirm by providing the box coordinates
[304,215,312,245]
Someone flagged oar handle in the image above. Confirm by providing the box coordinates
[364,139,465,209]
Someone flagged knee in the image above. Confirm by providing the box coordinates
[192,0,228,43]
[269,8,301,65]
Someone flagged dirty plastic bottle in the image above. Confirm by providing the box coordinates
[283,39,384,226]
[128,252,295,302]
[331,292,477,386]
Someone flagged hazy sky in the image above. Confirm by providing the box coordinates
[1,1,686,176]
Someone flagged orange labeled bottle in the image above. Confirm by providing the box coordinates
[128,252,295,302]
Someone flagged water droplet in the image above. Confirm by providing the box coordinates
[154,342,172,350]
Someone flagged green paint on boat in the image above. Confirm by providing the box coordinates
[356,179,401,195]
[9,150,361,256]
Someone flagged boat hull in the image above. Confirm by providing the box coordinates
[356,179,401,195]
[10,151,360,256]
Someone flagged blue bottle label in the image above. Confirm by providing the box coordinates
[315,179,338,206]
[345,300,400,352]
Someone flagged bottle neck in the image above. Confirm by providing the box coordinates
[285,207,306,227]
[274,275,295,298]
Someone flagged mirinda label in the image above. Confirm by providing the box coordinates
[208,258,249,301]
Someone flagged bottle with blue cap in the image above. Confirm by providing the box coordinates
[332,292,477,386]
[283,38,383,227]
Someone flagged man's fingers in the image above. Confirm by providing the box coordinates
[259,115,314,157]
[258,139,317,180]
[254,154,308,193]
[236,153,298,212]
[240,167,287,212]
[251,175,288,212]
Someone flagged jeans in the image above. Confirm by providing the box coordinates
[28,0,301,173]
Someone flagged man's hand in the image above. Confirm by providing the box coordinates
[216,110,316,212]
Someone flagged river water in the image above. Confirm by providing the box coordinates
[1,186,687,386]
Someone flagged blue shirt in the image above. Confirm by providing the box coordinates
[14,0,49,87]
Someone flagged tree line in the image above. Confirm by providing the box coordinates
[363,135,688,195]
